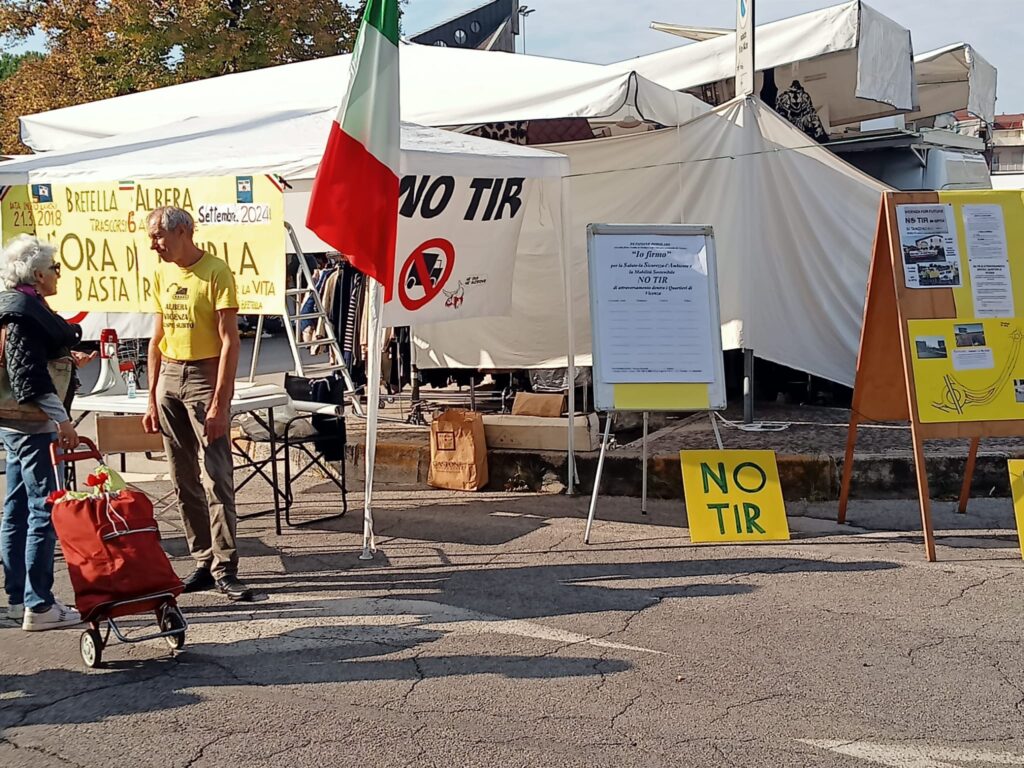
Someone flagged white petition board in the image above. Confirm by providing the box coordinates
[587,224,726,412]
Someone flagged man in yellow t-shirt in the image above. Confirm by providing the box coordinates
[141,206,250,601]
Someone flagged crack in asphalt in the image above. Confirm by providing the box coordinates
[183,732,238,768]
[905,635,974,667]
[393,653,427,710]
[609,691,643,731]
[979,651,1024,721]
[1,736,89,768]
[401,723,430,768]
[4,668,168,733]
[254,735,357,765]
[709,692,788,727]
[937,571,1014,609]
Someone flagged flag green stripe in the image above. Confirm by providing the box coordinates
[338,21,400,174]
[363,0,400,47]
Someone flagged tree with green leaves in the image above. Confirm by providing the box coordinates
[0,51,39,82]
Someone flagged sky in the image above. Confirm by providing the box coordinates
[403,0,1023,114]
[3,1,1018,113]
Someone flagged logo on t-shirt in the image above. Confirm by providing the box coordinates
[168,283,188,298]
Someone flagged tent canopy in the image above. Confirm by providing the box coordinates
[414,96,886,386]
[0,109,570,185]
[20,43,709,152]
[607,1,915,130]
[908,43,998,127]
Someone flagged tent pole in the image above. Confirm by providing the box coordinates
[743,348,755,424]
[560,177,577,495]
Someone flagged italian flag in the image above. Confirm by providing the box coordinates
[306,0,400,299]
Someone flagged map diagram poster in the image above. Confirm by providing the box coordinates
[909,318,1024,423]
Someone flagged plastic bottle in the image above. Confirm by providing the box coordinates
[126,371,137,399]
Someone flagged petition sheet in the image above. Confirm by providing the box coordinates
[963,204,1013,318]
[591,234,714,384]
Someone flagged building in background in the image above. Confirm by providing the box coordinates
[991,114,1024,176]
[410,0,520,52]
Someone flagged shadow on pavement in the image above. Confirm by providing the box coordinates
[184,555,898,622]
[0,630,628,735]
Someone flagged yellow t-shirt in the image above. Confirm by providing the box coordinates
[153,253,238,361]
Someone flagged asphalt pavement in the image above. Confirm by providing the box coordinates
[1,484,1022,768]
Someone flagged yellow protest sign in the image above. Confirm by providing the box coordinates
[680,450,790,543]
[909,318,1024,423]
[1006,460,1024,560]
[0,175,285,314]
[901,191,1024,423]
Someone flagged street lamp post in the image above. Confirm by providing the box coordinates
[518,5,536,54]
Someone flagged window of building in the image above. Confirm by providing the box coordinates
[454,29,467,45]
[471,21,481,33]
[434,40,447,47]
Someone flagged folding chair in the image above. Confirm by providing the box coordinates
[281,374,348,527]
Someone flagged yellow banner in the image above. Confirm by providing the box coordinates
[0,175,285,314]
[942,190,1024,319]
[902,191,1024,423]
[680,450,790,543]
[1006,460,1024,560]
[909,318,1024,423]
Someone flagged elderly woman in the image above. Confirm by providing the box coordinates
[0,234,84,631]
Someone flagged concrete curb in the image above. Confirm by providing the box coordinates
[346,440,1023,501]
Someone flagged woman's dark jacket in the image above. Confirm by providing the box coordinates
[0,289,81,406]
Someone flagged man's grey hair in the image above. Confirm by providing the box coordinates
[148,206,195,233]
[0,234,56,290]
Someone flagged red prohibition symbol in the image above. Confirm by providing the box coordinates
[398,238,455,311]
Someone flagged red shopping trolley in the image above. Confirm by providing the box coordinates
[50,437,187,668]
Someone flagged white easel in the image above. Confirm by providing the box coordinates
[582,224,728,544]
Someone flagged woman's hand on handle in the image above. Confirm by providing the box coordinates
[56,420,78,451]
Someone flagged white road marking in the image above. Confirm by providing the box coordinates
[802,740,1024,766]
[185,596,664,656]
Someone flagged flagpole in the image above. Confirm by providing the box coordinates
[360,278,386,560]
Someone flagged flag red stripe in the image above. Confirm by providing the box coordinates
[306,123,398,301]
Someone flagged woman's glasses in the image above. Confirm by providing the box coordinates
[49,262,61,276]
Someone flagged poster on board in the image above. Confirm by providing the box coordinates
[896,203,962,289]
[590,233,714,383]
[587,224,726,413]
[0,175,286,315]
[962,204,1014,318]
[383,174,531,327]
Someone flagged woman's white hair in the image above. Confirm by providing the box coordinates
[0,234,56,290]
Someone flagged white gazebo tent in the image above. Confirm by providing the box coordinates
[907,43,998,127]
[608,0,916,131]
[18,42,709,152]
[0,110,576,553]
[414,96,887,388]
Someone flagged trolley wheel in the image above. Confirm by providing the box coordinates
[159,606,186,650]
[80,629,103,668]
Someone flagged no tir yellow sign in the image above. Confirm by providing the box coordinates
[680,450,790,543]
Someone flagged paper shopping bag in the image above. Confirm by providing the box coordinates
[428,409,488,491]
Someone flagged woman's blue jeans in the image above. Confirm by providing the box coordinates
[0,431,58,610]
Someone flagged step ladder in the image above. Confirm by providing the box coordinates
[247,222,365,418]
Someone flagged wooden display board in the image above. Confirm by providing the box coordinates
[839,190,1024,561]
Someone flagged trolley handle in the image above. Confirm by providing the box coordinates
[50,436,103,468]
